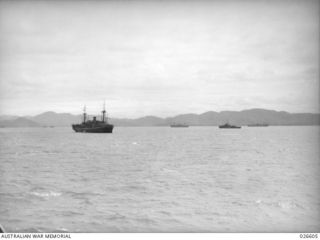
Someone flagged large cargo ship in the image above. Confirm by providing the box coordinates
[72,104,114,133]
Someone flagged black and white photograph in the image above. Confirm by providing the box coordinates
[0,0,319,235]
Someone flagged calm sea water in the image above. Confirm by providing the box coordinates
[0,126,319,232]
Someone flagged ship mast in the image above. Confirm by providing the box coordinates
[83,105,87,123]
[102,101,106,123]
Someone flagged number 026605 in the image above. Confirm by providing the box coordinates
[300,234,318,238]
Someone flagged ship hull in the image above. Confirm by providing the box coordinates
[219,126,241,129]
[248,124,268,127]
[72,124,114,133]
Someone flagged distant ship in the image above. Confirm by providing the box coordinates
[248,123,269,127]
[170,123,189,128]
[219,123,241,129]
[72,103,114,133]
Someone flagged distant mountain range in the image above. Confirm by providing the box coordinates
[0,117,40,128]
[0,109,319,127]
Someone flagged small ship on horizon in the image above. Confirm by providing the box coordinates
[219,123,241,129]
[170,123,189,128]
[72,103,114,133]
[248,123,269,127]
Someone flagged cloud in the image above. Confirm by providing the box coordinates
[0,0,319,116]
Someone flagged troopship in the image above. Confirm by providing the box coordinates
[248,123,269,127]
[170,123,189,128]
[72,103,114,133]
[219,123,241,129]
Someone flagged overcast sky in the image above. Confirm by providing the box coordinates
[0,0,319,118]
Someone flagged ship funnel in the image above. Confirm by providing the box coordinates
[83,105,87,123]
[102,101,106,122]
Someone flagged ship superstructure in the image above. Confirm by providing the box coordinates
[72,103,114,133]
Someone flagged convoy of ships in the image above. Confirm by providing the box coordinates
[71,103,269,132]
[169,122,268,129]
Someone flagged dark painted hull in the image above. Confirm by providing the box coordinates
[248,124,269,127]
[72,124,114,133]
[219,126,241,129]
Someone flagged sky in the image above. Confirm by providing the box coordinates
[0,0,319,118]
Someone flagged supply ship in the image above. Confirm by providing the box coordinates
[219,123,241,129]
[170,123,189,128]
[248,123,269,127]
[72,103,114,133]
